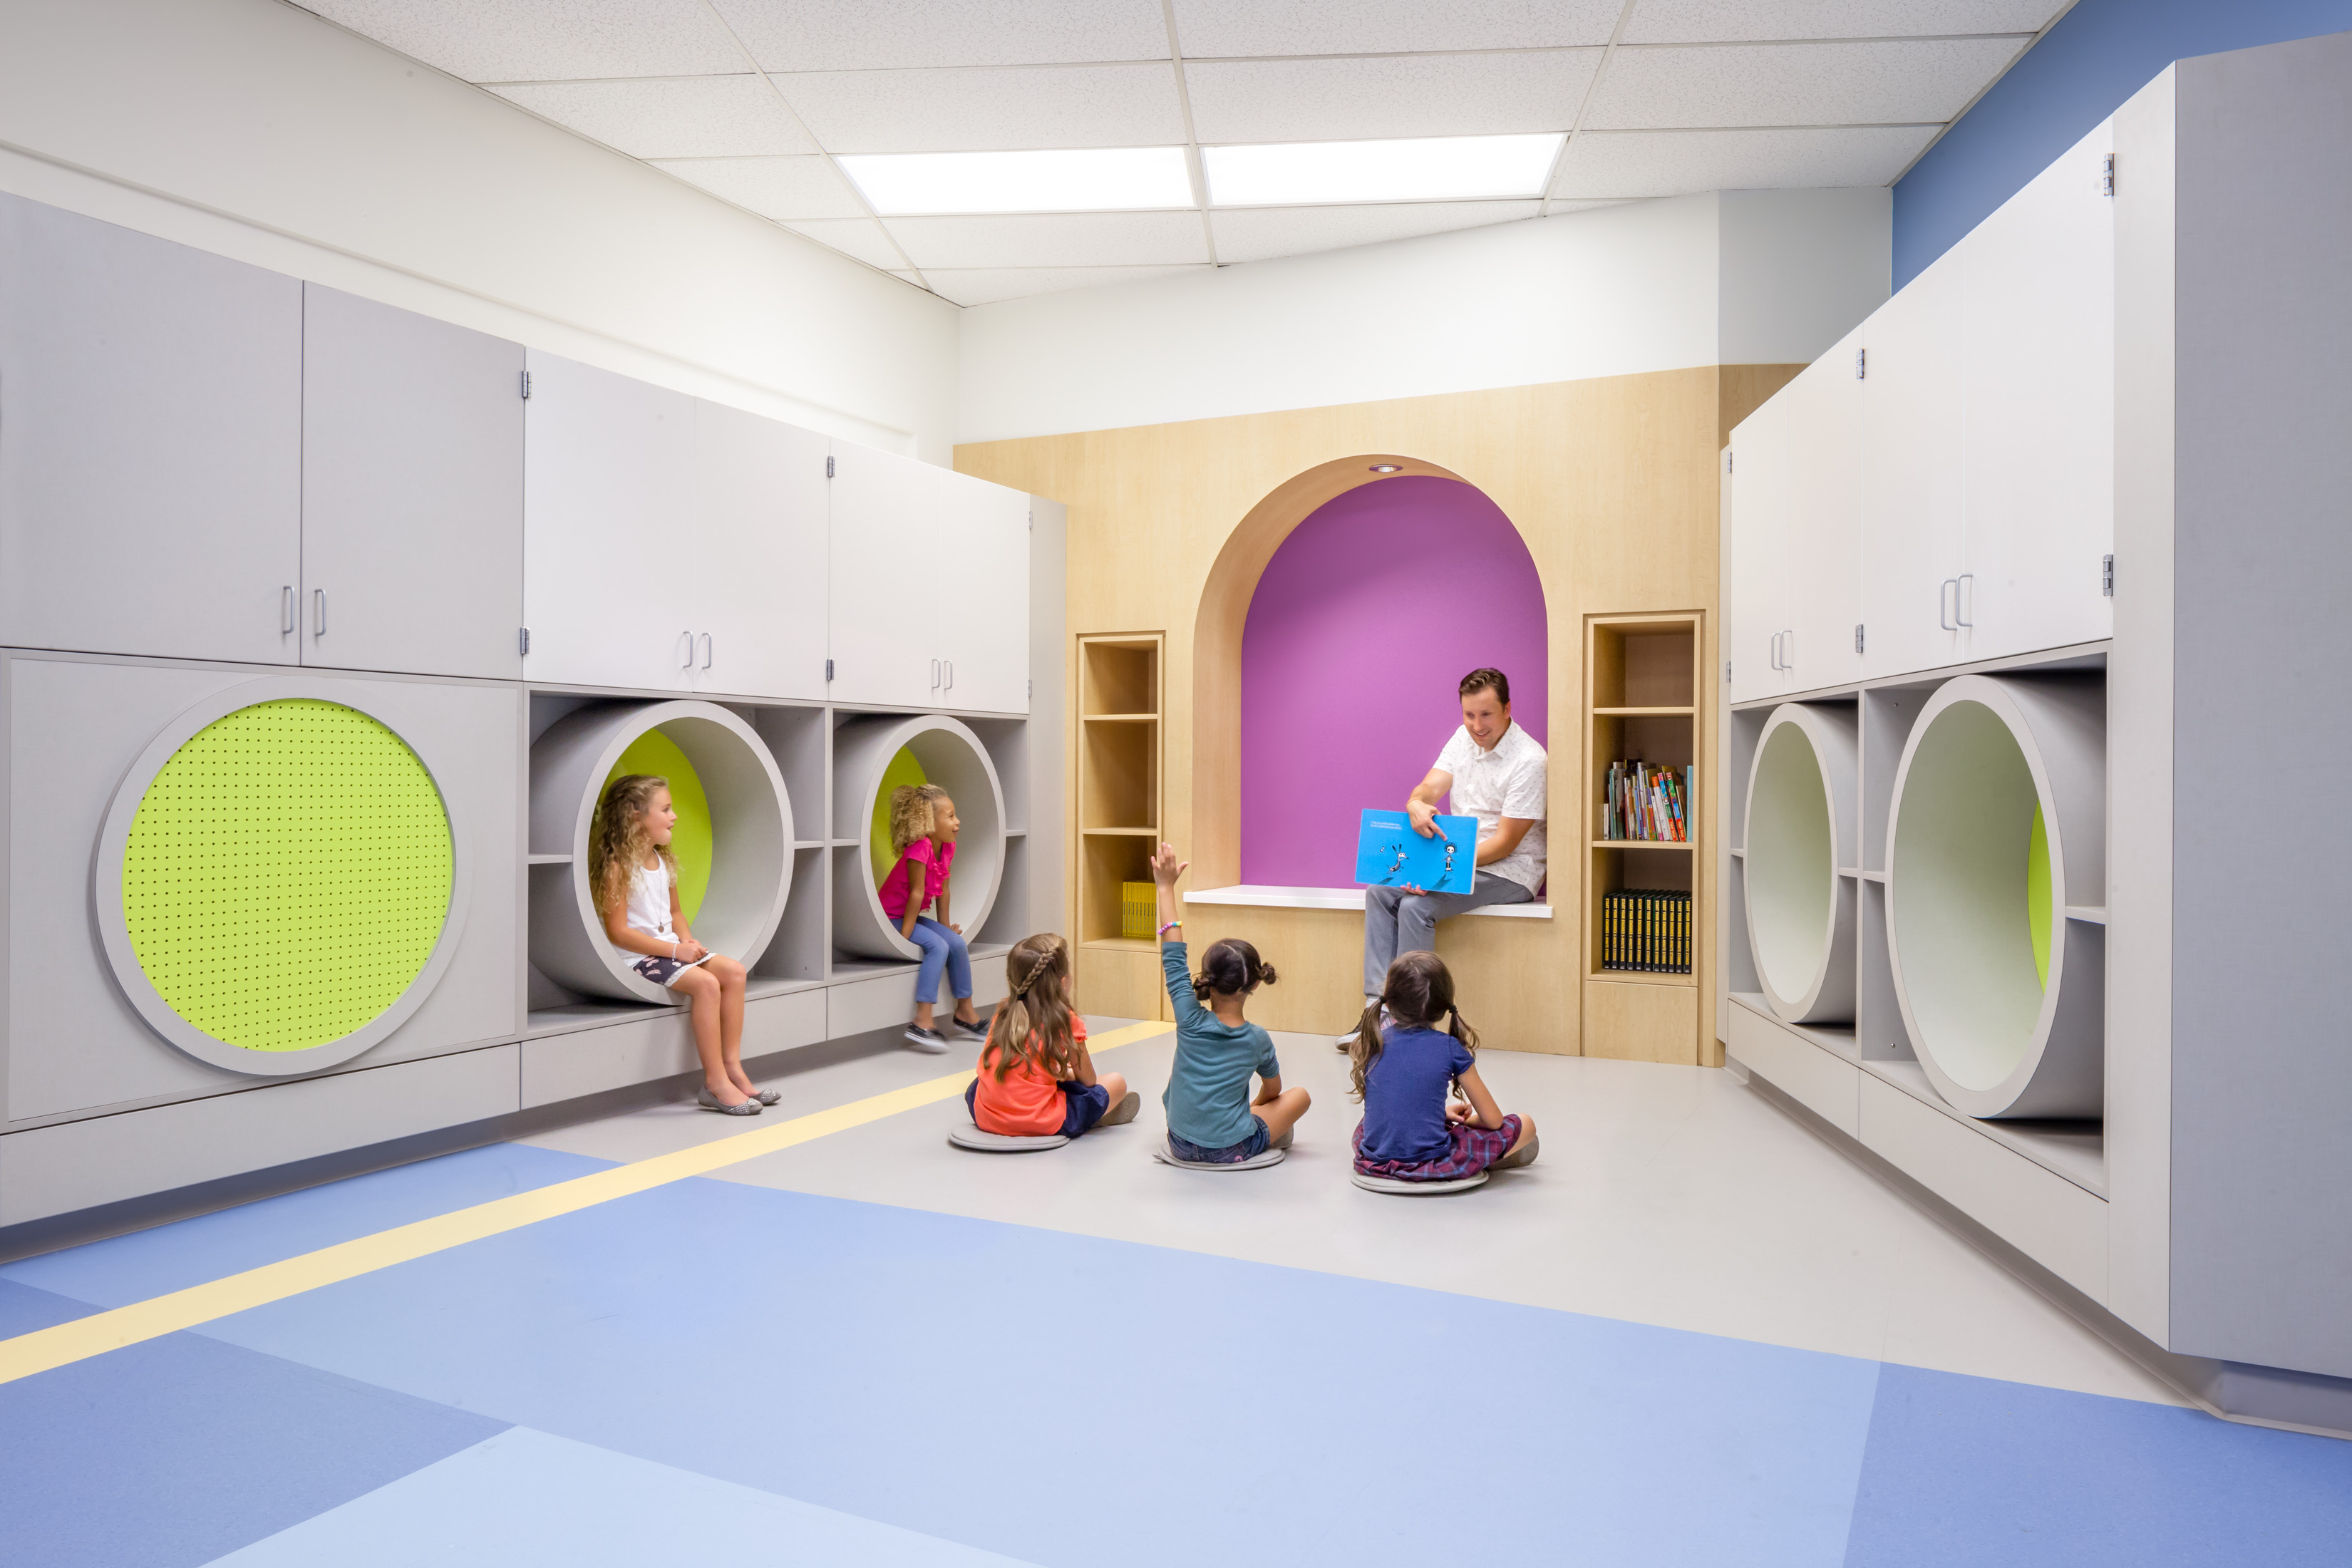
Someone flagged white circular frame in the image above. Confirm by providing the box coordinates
[1886,674,2105,1119]
[1743,702,1858,1025]
[832,715,1006,962]
[92,677,474,1078]
[528,701,794,1004]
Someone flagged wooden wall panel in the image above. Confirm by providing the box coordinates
[959,365,1802,1058]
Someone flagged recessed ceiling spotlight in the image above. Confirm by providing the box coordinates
[1204,133,1564,208]
[1368,463,1403,473]
[837,147,1193,216]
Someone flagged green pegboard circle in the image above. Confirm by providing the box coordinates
[602,729,711,923]
[120,698,454,1053]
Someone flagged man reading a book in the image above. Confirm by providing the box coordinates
[1341,666,1547,1048]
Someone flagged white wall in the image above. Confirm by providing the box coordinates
[956,190,1891,445]
[0,0,959,459]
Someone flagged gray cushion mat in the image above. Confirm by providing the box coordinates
[1150,1139,1286,1171]
[1350,1170,1488,1195]
[948,1125,1068,1152]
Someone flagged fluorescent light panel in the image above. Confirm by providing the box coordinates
[837,147,1193,215]
[1204,133,1564,207]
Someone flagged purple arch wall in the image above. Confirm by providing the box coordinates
[1239,475,1548,887]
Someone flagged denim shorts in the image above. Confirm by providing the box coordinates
[964,1078,1111,1138]
[1167,1115,1271,1164]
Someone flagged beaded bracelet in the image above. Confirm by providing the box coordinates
[1157,919,1182,936]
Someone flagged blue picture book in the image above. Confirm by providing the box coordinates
[1354,809,1479,895]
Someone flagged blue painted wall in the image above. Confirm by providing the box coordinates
[1892,0,2352,287]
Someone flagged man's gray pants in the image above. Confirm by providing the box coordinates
[1362,871,1534,997]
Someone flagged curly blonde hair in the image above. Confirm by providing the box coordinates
[589,773,675,919]
[888,782,951,857]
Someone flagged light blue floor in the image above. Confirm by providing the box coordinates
[4,1143,2351,1567]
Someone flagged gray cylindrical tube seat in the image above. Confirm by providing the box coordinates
[1743,702,1860,1025]
[832,714,1006,961]
[529,700,793,1003]
[1886,674,2105,1118]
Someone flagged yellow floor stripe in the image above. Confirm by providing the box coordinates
[0,1021,1172,1387]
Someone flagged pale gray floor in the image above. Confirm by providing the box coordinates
[523,1018,2180,1406]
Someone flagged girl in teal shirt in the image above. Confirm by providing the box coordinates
[1149,843,1312,1161]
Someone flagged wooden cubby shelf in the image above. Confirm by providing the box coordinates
[1076,633,1164,951]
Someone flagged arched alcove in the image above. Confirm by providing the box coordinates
[1239,476,1547,884]
[1190,454,1548,891]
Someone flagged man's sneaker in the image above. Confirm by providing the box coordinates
[902,1024,951,1053]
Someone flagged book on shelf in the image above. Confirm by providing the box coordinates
[1599,760,1693,842]
[1599,888,1691,974]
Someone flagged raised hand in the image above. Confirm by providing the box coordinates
[1149,842,1189,886]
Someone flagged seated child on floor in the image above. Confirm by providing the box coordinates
[966,934,1140,1137]
[1349,951,1537,1180]
[1150,842,1311,1162]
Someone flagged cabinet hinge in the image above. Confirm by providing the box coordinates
[2103,555,2114,596]
[519,627,530,655]
[1725,450,1733,475]
[2100,153,2115,197]
[825,455,835,478]
[519,371,531,399]
[1855,347,1867,380]
[1724,659,1733,684]
[1027,678,1033,698]
[1854,623,1865,654]
[825,658,834,681]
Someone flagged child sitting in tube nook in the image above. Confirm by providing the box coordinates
[882,783,985,1052]
[966,934,1141,1138]
[1150,842,1313,1162]
[592,773,762,1115]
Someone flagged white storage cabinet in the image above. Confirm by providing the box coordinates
[0,194,301,666]
[827,443,1028,714]
[302,284,525,681]
[1858,247,1967,681]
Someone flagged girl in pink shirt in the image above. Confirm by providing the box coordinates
[880,783,982,1051]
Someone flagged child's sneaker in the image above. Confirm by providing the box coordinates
[948,1015,989,1042]
[1099,1090,1141,1126]
[902,1024,951,1053]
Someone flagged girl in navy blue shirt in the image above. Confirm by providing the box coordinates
[1349,951,1537,1180]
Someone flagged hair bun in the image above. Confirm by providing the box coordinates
[1256,961,1279,987]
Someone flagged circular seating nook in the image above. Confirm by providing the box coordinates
[528,700,794,1004]
[1743,702,1859,1026]
[831,714,1006,962]
[1885,674,2105,1119]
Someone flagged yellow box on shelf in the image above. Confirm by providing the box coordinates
[1121,881,1157,940]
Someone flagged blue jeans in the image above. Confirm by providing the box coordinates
[908,916,971,1006]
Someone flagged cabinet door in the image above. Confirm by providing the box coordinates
[302,285,523,680]
[827,443,948,708]
[1961,120,2115,662]
[522,351,700,692]
[1860,249,1967,679]
[1727,394,1790,705]
[689,399,827,701]
[0,194,300,665]
[934,475,1029,715]
[1785,329,1866,691]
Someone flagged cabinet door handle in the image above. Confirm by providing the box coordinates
[679,631,693,669]
[1939,579,1956,631]
[1955,574,1974,628]
[943,660,953,691]
[281,586,294,634]
[1768,631,1778,670]
[313,589,326,636]
[930,659,939,688]
[1783,629,1794,669]
[700,633,712,669]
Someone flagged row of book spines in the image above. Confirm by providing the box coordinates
[1599,889,1692,973]
[1600,761,1692,842]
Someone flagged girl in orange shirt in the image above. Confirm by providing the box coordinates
[965,934,1140,1138]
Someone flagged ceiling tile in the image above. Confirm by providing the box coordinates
[778,63,1185,153]
[1209,200,1537,263]
[1552,125,1937,197]
[1587,38,2027,129]
[711,0,1169,72]
[494,77,816,158]
[652,155,868,219]
[923,264,1212,306]
[1623,1,2064,45]
[784,217,907,268]
[1185,51,1599,144]
[883,212,1211,268]
[301,0,743,81]
[1171,0,1620,56]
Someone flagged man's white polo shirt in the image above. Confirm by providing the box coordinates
[1433,721,1547,894]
